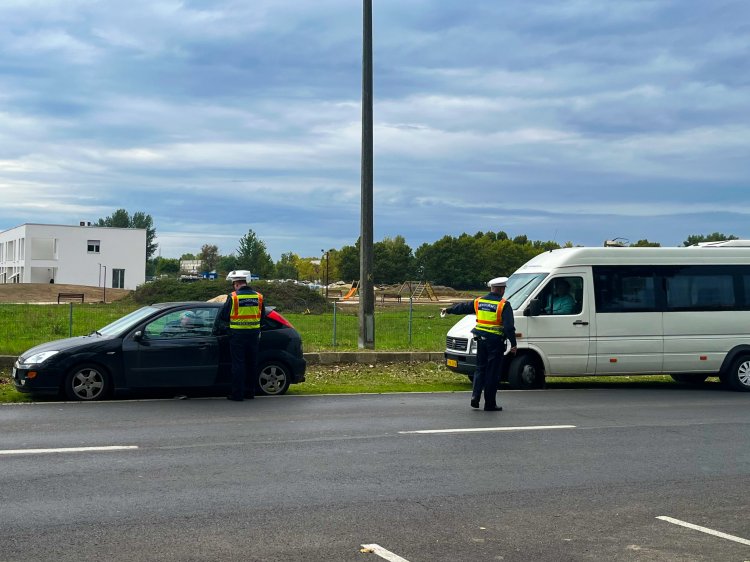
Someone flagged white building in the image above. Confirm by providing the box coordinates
[0,223,146,290]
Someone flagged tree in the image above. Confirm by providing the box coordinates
[683,233,739,247]
[631,239,661,247]
[338,242,360,282]
[217,254,238,275]
[373,235,414,284]
[236,229,274,278]
[97,209,158,260]
[198,244,219,272]
[155,257,180,275]
[275,252,299,280]
[180,253,196,260]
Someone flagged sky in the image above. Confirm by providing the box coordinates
[1,0,749,261]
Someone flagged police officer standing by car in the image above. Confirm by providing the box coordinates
[441,277,517,411]
[221,271,266,401]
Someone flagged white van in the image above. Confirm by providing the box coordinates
[444,246,750,391]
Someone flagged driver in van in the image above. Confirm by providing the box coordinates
[544,278,576,315]
[441,277,517,411]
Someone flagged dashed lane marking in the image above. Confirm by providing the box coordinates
[657,516,750,546]
[399,425,576,434]
[0,445,139,456]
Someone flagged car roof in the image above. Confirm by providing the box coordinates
[151,301,223,309]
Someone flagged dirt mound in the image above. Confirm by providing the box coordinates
[0,283,131,303]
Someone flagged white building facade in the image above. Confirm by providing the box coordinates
[0,223,146,290]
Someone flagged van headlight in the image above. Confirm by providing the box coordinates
[21,350,60,366]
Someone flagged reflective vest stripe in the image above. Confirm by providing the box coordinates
[230,291,263,329]
[473,297,505,335]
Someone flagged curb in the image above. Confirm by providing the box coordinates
[0,352,445,370]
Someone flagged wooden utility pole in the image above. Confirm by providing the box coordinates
[359,0,375,349]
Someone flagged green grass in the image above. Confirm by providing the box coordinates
[1,364,717,404]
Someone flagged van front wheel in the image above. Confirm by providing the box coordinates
[507,355,544,390]
[726,356,750,392]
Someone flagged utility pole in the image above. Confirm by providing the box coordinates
[359,0,375,349]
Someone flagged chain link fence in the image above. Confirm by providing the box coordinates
[0,301,451,356]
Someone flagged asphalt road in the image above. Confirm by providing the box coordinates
[1,387,749,561]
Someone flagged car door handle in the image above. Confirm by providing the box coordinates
[573,320,589,326]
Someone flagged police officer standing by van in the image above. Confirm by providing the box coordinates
[221,270,266,401]
[442,277,517,411]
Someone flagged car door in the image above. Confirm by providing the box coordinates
[122,307,220,388]
[525,273,593,375]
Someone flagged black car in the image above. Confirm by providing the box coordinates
[12,302,306,401]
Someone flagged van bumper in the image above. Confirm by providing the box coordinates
[444,352,476,375]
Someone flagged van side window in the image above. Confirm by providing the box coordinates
[537,276,583,315]
[665,266,736,310]
[594,267,657,312]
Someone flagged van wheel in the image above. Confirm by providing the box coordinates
[726,356,750,392]
[508,355,544,390]
[670,374,709,385]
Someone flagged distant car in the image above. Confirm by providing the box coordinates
[12,302,306,401]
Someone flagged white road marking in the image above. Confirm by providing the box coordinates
[0,445,139,456]
[361,544,411,562]
[657,516,750,546]
[399,425,576,434]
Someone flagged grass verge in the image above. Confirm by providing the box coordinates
[0,365,723,404]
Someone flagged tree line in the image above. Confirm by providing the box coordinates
[97,209,740,290]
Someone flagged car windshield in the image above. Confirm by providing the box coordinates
[97,306,161,336]
[504,273,548,310]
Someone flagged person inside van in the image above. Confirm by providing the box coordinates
[544,278,576,315]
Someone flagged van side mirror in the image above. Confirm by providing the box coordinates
[525,298,542,317]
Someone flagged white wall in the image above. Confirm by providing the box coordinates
[0,224,146,290]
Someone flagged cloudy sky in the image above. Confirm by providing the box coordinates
[1,0,749,260]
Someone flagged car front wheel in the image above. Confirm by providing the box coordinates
[507,354,545,390]
[257,361,291,396]
[64,364,110,401]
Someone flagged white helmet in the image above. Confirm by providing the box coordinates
[226,270,251,283]
[487,276,508,288]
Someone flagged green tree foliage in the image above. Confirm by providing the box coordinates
[198,244,219,272]
[180,253,196,260]
[236,229,274,278]
[217,255,238,275]
[155,257,180,275]
[374,236,414,284]
[631,239,661,247]
[275,252,299,280]
[338,242,360,282]
[683,233,739,246]
[96,209,158,260]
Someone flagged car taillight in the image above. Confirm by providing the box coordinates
[268,310,294,329]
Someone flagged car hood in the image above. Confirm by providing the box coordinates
[18,333,112,362]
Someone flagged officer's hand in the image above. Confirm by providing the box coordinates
[510,346,517,354]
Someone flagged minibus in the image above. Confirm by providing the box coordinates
[443,246,750,391]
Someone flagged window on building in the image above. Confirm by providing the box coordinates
[112,268,125,289]
[87,240,101,253]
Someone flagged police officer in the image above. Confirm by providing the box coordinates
[442,277,517,411]
[221,270,266,401]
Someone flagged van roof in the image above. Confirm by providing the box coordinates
[516,246,750,272]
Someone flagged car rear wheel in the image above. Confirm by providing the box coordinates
[257,361,291,396]
[64,364,110,401]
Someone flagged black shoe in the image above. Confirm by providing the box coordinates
[226,395,244,402]
[470,398,480,409]
[484,405,503,411]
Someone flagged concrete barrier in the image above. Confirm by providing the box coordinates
[0,352,445,371]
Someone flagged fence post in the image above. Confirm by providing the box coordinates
[69,302,73,337]
[409,295,414,349]
[332,300,337,348]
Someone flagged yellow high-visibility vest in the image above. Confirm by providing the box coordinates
[229,291,263,330]
[473,297,505,336]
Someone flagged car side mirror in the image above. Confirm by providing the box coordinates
[525,298,541,317]
[133,330,143,341]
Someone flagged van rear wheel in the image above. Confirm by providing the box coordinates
[726,356,750,392]
[507,355,544,390]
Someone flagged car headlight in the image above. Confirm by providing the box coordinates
[23,350,60,365]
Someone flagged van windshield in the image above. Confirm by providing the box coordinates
[505,273,548,310]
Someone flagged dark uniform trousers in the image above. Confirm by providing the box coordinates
[472,334,506,408]
[229,329,260,399]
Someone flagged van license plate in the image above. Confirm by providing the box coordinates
[446,358,458,368]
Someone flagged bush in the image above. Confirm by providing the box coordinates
[133,279,328,313]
